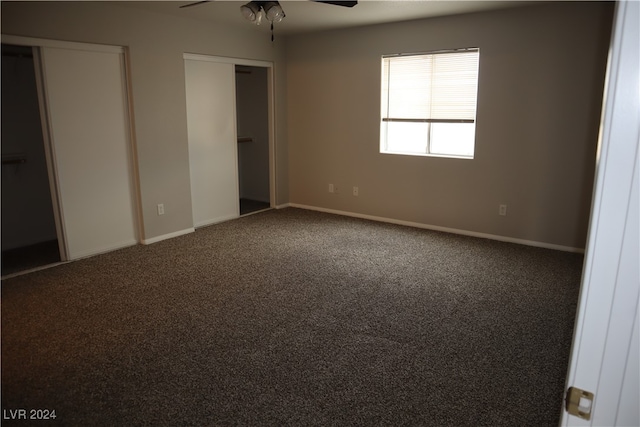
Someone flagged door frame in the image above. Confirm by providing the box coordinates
[560,1,639,425]
[183,53,276,212]
[1,34,142,261]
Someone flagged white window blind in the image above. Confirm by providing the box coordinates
[380,49,480,158]
[381,49,479,122]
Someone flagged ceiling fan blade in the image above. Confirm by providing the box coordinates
[313,0,357,7]
[179,1,210,9]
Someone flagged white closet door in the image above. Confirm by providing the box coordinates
[185,58,239,228]
[41,46,137,260]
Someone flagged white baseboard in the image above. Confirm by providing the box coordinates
[288,203,585,253]
[275,203,291,209]
[142,228,195,245]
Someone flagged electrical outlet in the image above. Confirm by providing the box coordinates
[353,186,359,196]
[329,184,334,193]
[157,203,165,216]
[499,204,507,216]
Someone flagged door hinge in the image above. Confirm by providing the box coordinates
[566,386,594,420]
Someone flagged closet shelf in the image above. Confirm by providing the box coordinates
[2,153,27,165]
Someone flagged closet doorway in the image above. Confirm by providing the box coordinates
[2,35,140,274]
[184,54,275,228]
[1,43,60,276]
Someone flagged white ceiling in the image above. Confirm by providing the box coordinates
[119,1,536,36]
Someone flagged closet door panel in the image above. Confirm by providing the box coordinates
[41,46,137,259]
[185,59,239,227]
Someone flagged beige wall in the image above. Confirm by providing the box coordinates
[286,2,613,249]
[1,1,289,241]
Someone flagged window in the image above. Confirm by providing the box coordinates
[380,49,480,158]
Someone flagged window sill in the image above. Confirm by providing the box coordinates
[380,151,474,160]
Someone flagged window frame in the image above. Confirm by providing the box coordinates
[380,48,480,159]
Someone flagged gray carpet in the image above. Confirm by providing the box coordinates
[1,208,583,426]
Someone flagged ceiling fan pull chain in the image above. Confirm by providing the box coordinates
[271,22,274,42]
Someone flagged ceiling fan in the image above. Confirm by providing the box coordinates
[179,0,357,40]
[179,1,358,11]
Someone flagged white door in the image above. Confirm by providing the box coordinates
[40,45,138,260]
[185,57,239,228]
[560,1,639,425]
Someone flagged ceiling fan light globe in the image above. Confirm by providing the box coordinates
[264,1,285,23]
[240,2,262,24]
